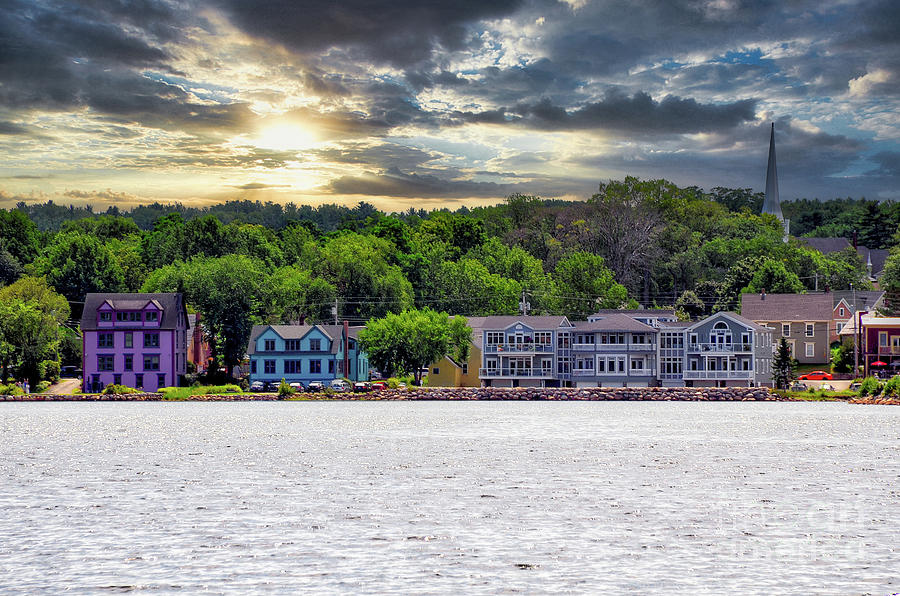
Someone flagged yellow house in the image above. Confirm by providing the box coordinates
[427,316,487,387]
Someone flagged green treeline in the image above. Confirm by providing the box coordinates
[3,176,900,381]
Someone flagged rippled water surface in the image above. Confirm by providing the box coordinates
[1,401,899,594]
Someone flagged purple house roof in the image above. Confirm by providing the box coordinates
[81,293,188,330]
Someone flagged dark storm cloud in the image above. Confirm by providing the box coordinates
[314,143,437,171]
[326,167,516,199]
[0,121,29,135]
[233,182,290,190]
[212,0,525,67]
[455,91,756,134]
[869,151,900,178]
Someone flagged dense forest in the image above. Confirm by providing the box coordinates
[3,176,900,384]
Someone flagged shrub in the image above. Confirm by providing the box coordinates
[103,384,140,395]
[35,380,51,393]
[882,375,900,397]
[0,384,25,396]
[277,378,295,398]
[858,376,882,397]
[41,360,61,382]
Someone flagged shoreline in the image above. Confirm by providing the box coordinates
[3,386,791,402]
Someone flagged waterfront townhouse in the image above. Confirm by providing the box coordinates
[680,312,774,387]
[247,322,368,386]
[428,317,488,387]
[740,292,833,363]
[479,316,575,387]
[570,314,659,387]
[81,293,189,393]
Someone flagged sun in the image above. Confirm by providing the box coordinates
[251,122,318,151]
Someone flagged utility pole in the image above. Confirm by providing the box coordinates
[852,283,858,376]
[519,290,531,316]
[332,299,339,325]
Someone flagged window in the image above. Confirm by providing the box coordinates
[742,359,751,370]
[98,333,114,348]
[839,307,845,317]
[264,339,275,351]
[836,323,844,333]
[879,332,888,347]
[124,355,133,371]
[689,333,698,346]
[432,367,440,375]
[113,374,121,385]
[285,339,301,351]
[145,311,159,322]
[486,332,504,345]
[632,333,647,345]
[329,360,335,374]
[98,355,114,371]
[805,323,814,337]
[144,333,160,348]
[117,311,140,322]
[690,359,698,371]
[143,355,160,371]
[135,374,143,389]
[124,332,133,348]
[310,338,322,351]
[741,333,750,345]
[596,358,605,373]
[251,360,257,374]
[99,312,112,322]
[782,324,790,337]
[805,343,815,358]
[576,334,595,345]
[284,360,302,374]
[631,358,644,371]
[462,363,468,374]
[264,360,276,374]
[534,332,552,345]
[310,360,321,374]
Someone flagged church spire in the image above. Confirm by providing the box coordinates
[762,123,782,220]
[762,123,789,240]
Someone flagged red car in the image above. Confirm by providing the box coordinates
[798,371,833,381]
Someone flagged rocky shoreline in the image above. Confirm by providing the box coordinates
[848,396,900,406]
[1,386,791,402]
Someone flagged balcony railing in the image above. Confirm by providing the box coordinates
[483,343,554,354]
[573,343,656,352]
[877,346,900,355]
[682,370,753,380]
[686,343,753,353]
[572,369,656,377]
[479,368,555,378]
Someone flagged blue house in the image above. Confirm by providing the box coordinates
[247,323,368,386]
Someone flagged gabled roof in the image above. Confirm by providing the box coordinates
[831,290,885,312]
[589,309,675,318]
[81,293,186,331]
[574,314,656,333]
[800,237,853,254]
[247,324,354,355]
[740,293,833,322]
[686,311,772,333]
[479,315,573,330]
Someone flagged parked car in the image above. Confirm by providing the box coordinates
[849,382,862,392]
[370,381,387,390]
[289,382,304,392]
[263,381,280,392]
[330,379,349,392]
[249,380,265,392]
[789,381,805,391]
[798,371,832,381]
[306,381,324,392]
[353,382,370,393]
[60,365,82,378]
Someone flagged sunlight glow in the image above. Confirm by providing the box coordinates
[251,123,318,151]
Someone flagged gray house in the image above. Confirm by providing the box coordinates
[740,292,833,364]
[479,316,575,388]
[681,312,774,387]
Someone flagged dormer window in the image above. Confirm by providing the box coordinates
[116,312,140,322]
[145,311,159,323]
[99,312,112,322]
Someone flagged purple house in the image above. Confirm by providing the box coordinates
[80,293,189,393]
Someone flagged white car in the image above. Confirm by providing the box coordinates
[329,379,349,392]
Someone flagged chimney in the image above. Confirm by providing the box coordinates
[760,289,766,300]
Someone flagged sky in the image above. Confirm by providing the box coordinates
[1,0,898,212]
